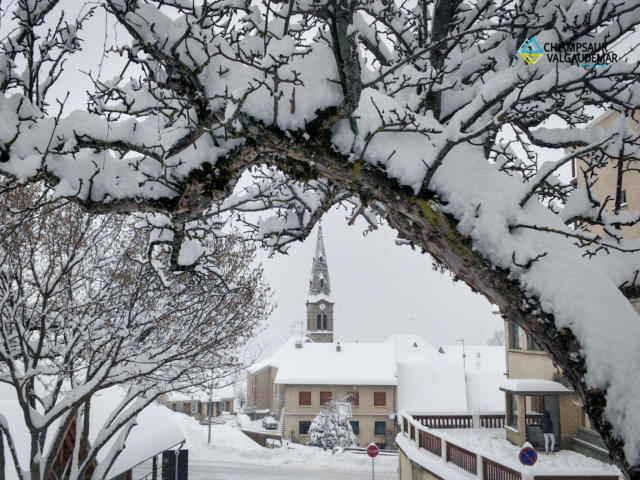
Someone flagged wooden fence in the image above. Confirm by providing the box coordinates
[480,414,506,428]
[483,457,522,480]
[418,429,441,457]
[413,414,473,428]
[446,441,477,474]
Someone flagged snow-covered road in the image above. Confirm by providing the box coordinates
[187,460,396,479]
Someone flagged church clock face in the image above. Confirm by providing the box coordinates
[319,303,326,311]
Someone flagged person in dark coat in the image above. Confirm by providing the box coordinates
[540,410,555,453]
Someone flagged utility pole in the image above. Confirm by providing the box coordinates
[458,338,469,411]
[207,383,213,445]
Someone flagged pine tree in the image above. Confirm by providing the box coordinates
[307,402,356,451]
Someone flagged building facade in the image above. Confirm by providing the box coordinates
[571,110,640,241]
[502,318,612,462]
[282,383,397,448]
[163,385,236,421]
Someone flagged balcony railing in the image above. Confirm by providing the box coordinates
[483,457,522,480]
[410,412,506,429]
[446,441,477,475]
[413,414,473,429]
[397,413,621,480]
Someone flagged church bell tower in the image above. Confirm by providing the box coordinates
[306,225,334,343]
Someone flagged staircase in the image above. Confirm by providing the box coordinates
[277,406,286,440]
[572,427,612,464]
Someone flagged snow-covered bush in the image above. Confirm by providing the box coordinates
[307,406,356,451]
[236,414,252,428]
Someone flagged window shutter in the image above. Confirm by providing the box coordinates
[374,391,386,406]
[320,391,332,405]
[299,391,311,406]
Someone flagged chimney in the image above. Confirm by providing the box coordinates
[295,339,302,349]
[336,342,341,352]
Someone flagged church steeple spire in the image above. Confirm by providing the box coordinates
[306,225,334,343]
[309,225,331,298]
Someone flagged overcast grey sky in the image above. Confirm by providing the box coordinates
[252,207,502,361]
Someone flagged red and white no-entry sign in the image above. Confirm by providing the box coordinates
[367,443,379,457]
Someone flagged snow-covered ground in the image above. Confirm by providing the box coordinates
[430,428,621,476]
[133,411,397,479]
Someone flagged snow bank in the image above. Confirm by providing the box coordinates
[0,386,184,480]
[236,414,252,428]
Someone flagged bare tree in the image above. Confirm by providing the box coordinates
[0,186,271,480]
[1,0,640,476]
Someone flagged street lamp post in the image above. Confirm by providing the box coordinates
[207,384,213,445]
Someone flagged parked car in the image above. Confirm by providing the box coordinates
[262,416,278,430]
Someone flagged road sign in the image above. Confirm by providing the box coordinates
[519,446,538,466]
[367,443,379,480]
[367,443,379,458]
[162,449,188,480]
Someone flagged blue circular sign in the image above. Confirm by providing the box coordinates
[519,446,538,466]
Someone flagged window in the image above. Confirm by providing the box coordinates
[320,279,324,288]
[299,391,311,406]
[190,402,198,414]
[373,391,386,407]
[320,391,332,405]
[374,421,386,436]
[506,393,518,429]
[508,321,521,349]
[526,334,542,351]
[175,402,183,413]
[316,314,321,329]
[350,421,360,435]
[299,421,311,435]
[527,395,545,415]
[347,391,359,406]
[322,314,327,330]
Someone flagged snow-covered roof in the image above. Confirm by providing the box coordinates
[438,344,506,374]
[1,385,184,480]
[439,344,506,411]
[387,336,506,412]
[274,342,397,385]
[499,379,573,394]
[247,336,312,374]
[385,334,439,363]
[165,383,236,403]
[396,361,468,412]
